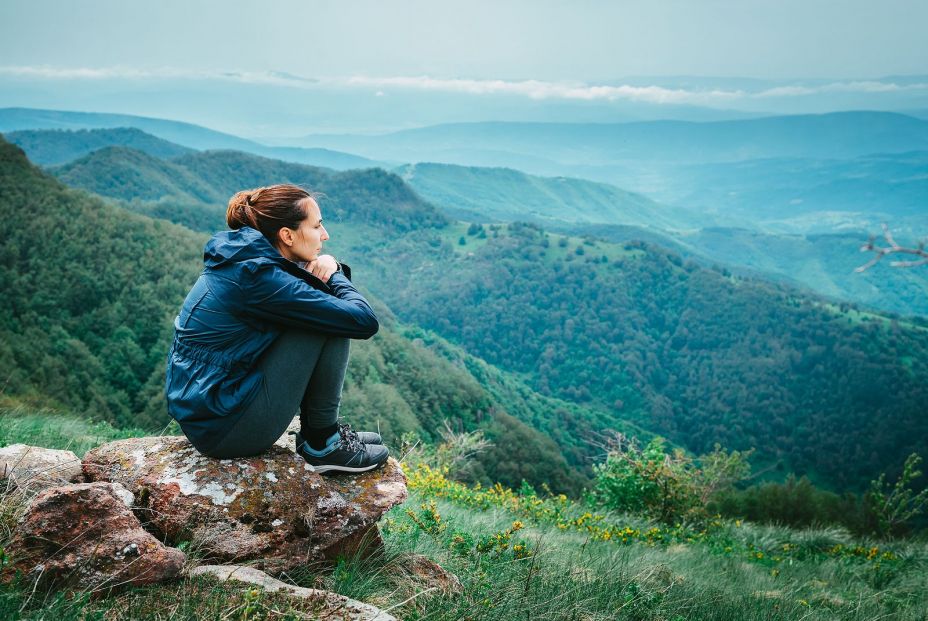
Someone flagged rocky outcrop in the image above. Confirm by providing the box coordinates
[81,436,408,574]
[0,444,83,494]
[189,564,396,621]
[0,481,185,593]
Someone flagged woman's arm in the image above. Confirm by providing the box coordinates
[237,262,379,339]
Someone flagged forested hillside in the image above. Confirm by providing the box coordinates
[396,162,704,229]
[566,222,928,317]
[362,221,928,490]
[397,161,928,317]
[0,137,613,492]
[4,127,192,165]
[12,138,928,492]
[14,124,928,316]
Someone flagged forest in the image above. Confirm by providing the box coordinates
[3,134,927,494]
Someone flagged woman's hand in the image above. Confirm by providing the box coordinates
[305,254,339,283]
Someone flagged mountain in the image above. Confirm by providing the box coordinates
[25,141,928,491]
[571,223,928,318]
[0,136,632,492]
[300,112,928,167]
[351,221,928,492]
[53,146,223,204]
[50,146,448,235]
[396,162,707,230]
[2,127,192,165]
[670,228,928,316]
[0,108,383,170]
[392,160,928,317]
[650,151,928,228]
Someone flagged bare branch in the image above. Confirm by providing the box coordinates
[855,223,928,272]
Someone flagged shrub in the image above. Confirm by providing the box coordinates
[866,452,928,538]
[587,436,751,524]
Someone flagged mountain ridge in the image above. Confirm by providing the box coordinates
[0,107,384,170]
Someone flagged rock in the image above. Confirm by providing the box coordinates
[394,553,462,595]
[0,482,185,594]
[81,436,408,574]
[272,416,301,450]
[0,444,83,493]
[189,564,396,621]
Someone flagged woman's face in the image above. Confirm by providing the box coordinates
[279,197,329,263]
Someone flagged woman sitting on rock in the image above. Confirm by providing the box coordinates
[165,184,388,473]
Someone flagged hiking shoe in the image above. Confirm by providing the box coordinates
[294,430,389,474]
[338,422,383,446]
[290,423,383,450]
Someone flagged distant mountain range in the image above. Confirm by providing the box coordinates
[0,107,382,170]
[3,127,192,165]
[4,114,926,317]
[6,71,926,136]
[397,162,928,316]
[396,162,708,231]
[298,111,928,166]
[294,112,928,238]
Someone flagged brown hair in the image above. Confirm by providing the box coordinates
[226,184,321,247]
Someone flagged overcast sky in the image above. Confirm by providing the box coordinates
[2,0,926,81]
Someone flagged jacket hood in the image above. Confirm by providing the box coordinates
[204,227,285,269]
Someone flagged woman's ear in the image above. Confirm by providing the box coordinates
[278,227,294,247]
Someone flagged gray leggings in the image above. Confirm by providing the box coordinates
[205,329,349,459]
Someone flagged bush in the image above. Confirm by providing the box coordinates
[586,435,751,524]
[711,475,866,532]
[866,452,928,538]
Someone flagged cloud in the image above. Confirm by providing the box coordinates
[0,65,318,87]
[339,75,746,104]
[755,80,926,97]
[1,65,925,105]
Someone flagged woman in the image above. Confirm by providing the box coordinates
[164,183,388,473]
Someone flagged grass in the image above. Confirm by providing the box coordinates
[1,408,926,619]
[3,492,926,620]
[0,402,159,458]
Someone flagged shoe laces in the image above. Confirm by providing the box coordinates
[337,423,363,453]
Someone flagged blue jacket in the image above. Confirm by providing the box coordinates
[164,226,378,452]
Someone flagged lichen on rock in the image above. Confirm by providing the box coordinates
[0,481,185,593]
[82,436,408,574]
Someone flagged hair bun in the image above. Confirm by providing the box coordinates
[225,184,312,233]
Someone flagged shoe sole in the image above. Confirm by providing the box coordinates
[309,460,387,474]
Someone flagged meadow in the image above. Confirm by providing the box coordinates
[1,408,925,620]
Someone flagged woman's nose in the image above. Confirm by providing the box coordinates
[321,226,329,241]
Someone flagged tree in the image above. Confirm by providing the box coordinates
[866,452,928,538]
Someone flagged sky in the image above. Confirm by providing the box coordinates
[1,0,927,135]
[2,0,927,81]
